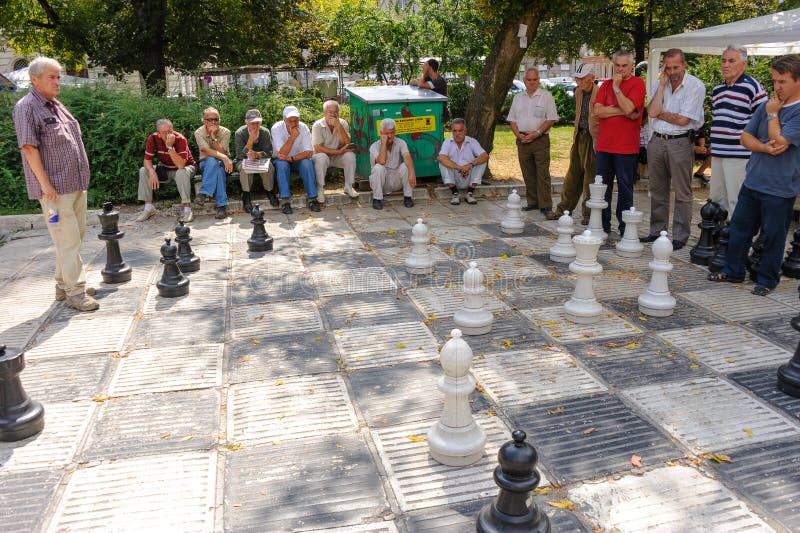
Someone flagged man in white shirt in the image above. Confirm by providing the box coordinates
[369,118,416,210]
[271,105,320,214]
[438,118,489,205]
[311,100,358,202]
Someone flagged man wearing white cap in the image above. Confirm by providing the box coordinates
[235,109,277,213]
[271,106,320,214]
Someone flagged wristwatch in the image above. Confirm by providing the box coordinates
[167,146,175,152]
[613,88,621,94]
[767,113,779,121]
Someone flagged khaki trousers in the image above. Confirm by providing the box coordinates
[39,190,87,297]
[138,165,194,204]
[312,152,357,189]
[369,164,411,200]
[237,161,275,193]
[556,129,596,218]
[517,135,552,209]
[647,135,694,242]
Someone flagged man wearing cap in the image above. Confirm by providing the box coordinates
[369,118,416,210]
[311,100,359,201]
[550,62,599,224]
[438,118,489,205]
[194,107,232,219]
[593,50,646,235]
[235,109,278,213]
[271,106,320,214]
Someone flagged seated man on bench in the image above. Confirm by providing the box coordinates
[235,109,278,213]
[194,106,232,219]
[271,105,320,214]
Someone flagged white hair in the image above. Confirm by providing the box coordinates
[381,118,396,131]
[29,56,62,77]
[323,100,340,111]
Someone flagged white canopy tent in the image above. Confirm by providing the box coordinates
[647,8,800,91]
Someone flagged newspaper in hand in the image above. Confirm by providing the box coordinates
[241,158,271,173]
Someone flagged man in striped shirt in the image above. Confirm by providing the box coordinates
[710,45,767,217]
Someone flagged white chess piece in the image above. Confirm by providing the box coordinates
[453,262,494,335]
[586,176,608,243]
[501,189,525,235]
[405,218,435,274]
[616,207,644,258]
[564,229,603,324]
[638,230,676,316]
[549,210,576,263]
[427,329,486,466]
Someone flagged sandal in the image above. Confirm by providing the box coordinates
[707,272,744,283]
[751,284,772,296]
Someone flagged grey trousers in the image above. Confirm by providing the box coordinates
[370,164,412,200]
[647,135,693,242]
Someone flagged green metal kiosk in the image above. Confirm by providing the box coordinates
[346,86,448,178]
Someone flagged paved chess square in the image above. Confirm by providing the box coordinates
[227,333,340,383]
[521,306,640,343]
[406,287,508,317]
[311,266,397,297]
[21,354,114,403]
[729,368,800,420]
[333,321,440,369]
[681,286,796,321]
[129,309,225,349]
[230,300,322,340]
[604,296,725,331]
[0,468,63,532]
[320,293,423,329]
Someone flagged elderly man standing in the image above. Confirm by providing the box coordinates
[643,48,705,250]
[311,100,359,201]
[549,63,599,224]
[235,109,277,213]
[438,118,489,205]
[369,118,416,210]
[12,56,98,311]
[710,45,768,218]
[272,106,320,214]
[593,51,646,235]
[194,107,232,219]
[507,68,559,215]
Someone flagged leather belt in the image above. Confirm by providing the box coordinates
[653,131,690,140]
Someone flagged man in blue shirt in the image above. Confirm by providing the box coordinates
[709,54,800,296]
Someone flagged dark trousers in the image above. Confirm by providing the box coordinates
[596,151,638,234]
[517,135,551,209]
[556,129,596,219]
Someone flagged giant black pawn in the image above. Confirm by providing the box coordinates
[781,228,800,279]
[748,233,766,282]
[0,344,45,441]
[97,201,132,283]
[247,203,273,253]
[174,220,200,273]
[157,238,190,297]
[476,430,550,533]
[777,286,800,397]
[690,199,719,266]
[709,223,730,273]
[711,204,728,246]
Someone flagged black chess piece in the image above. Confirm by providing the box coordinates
[157,238,190,297]
[747,232,766,282]
[0,344,45,441]
[690,199,719,266]
[709,222,729,273]
[777,286,800,398]
[174,220,200,273]
[711,204,728,246]
[476,430,550,533]
[781,228,800,279]
[247,203,273,252]
[97,202,132,283]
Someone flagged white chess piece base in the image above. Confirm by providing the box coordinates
[453,308,493,335]
[427,420,487,466]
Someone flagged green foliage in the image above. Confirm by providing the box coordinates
[447,82,473,120]
[549,85,575,124]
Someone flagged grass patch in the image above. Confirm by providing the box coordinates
[488,125,572,182]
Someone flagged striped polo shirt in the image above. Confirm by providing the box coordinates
[710,73,767,158]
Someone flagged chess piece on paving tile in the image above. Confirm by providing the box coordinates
[0,344,45,441]
[564,229,603,324]
[639,230,676,317]
[586,175,608,243]
[476,429,550,533]
[405,218,435,275]
[549,210,576,263]
[616,207,644,258]
[247,203,274,253]
[427,329,486,466]
[157,238,190,297]
[782,228,800,279]
[690,199,719,266]
[174,220,200,273]
[500,189,525,235]
[454,262,494,335]
[709,223,729,274]
[97,201,132,283]
[778,286,800,398]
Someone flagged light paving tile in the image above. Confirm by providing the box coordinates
[597,248,653,272]
[300,522,399,532]
[142,278,227,313]
[108,343,223,395]
[334,321,440,369]
[658,324,793,373]
[591,270,649,299]
[681,286,796,321]
[22,354,114,402]
[301,234,365,252]
[229,374,358,444]
[47,452,216,533]
[466,255,551,280]
[0,468,62,533]
[521,306,641,343]
[84,263,155,288]
[190,242,229,261]
[233,220,297,241]
[25,316,133,360]
[623,377,800,454]
[406,287,508,317]
[128,309,225,349]
[472,347,606,407]
[570,465,774,533]
[311,266,397,297]
[230,300,322,339]
[373,245,450,266]
[429,225,492,244]
[502,235,558,255]
[765,280,800,310]
[347,216,413,233]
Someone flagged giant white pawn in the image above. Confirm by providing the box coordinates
[586,175,608,243]
[638,230,676,316]
[406,218,435,275]
[454,262,494,335]
[500,189,525,235]
[616,207,644,258]
[550,210,576,263]
[564,230,603,324]
[427,329,486,466]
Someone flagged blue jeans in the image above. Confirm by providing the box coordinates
[273,158,317,200]
[199,159,228,207]
[596,151,637,234]
[723,185,795,289]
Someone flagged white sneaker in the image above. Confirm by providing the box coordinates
[136,208,158,222]
[316,189,325,203]
[450,194,460,205]
[466,192,477,205]
[182,210,194,222]
[344,186,360,198]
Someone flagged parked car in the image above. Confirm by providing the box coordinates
[510,79,525,93]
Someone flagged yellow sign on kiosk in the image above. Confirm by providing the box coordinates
[377,115,436,135]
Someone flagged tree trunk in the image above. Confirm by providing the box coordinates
[133,0,168,95]
[633,14,647,64]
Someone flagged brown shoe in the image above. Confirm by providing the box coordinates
[65,292,100,311]
[546,211,559,220]
[56,286,96,301]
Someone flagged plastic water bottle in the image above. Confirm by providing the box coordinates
[46,204,59,226]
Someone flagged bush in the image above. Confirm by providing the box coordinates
[447,82,473,121]
[549,85,575,124]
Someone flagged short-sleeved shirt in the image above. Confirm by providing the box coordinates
[425,76,447,97]
[271,121,313,158]
[311,118,350,150]
[506,89,559,133]
[234,125,272,160]
[194,125,231,161]
[595,76,646,154]
[649,73,706,135]
[144,131,195,170]
[711,73,768,158]
[439,136,486,166]
[370,138,409,170]
[742,101,800,198]
[13,87,90,199]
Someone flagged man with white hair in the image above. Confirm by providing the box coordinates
[311,100,359,201]
[271,105,320,214]
[369,118,416,210]
[438,118,488,205]
[12,56,98,311]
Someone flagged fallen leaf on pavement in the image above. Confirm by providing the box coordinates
[631,455,642,467]
[407,435,426,442]
[548,498,576,511]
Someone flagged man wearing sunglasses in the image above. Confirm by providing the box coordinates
[194,107,233,219]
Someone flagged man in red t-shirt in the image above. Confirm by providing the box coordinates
[136,118,196,222]
[593,50,646,235]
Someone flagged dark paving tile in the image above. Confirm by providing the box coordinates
[497,276,575,308]
[669,262,721,293]
[22,353,115,402]
[320,293,423,329]
[51,286,143,322]
[530,254,573,277]
[439,239,519,260]
[230,272,317,305]
[302,251,383,271]
[730,367,800,420]
[0,468,63,533]
[127,309,226,349]
[227,333,340,383]
[744,317,798,352]
[428,312,549,356]
[390,260,464,290]
[359,229,413,249]
[605,296,726,332]
[478,223,551,238]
